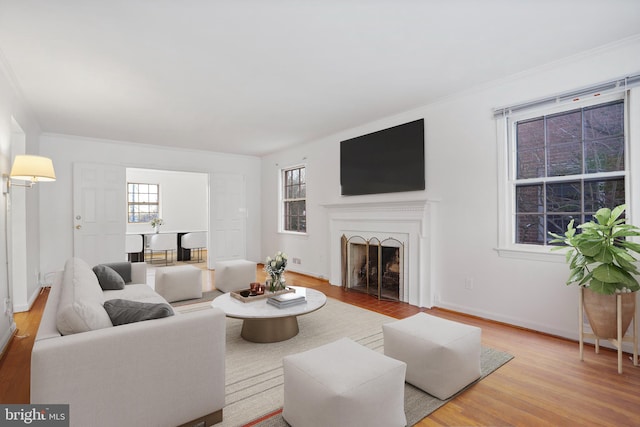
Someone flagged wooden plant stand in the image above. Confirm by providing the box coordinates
[579,287,638,373]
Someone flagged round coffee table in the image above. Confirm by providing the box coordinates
[210,286,327,343]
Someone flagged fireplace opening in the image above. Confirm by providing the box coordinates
[341,235,403,301]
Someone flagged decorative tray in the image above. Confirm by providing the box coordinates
[230,286,295,303]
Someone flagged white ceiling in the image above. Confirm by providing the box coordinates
[1,1,639,156]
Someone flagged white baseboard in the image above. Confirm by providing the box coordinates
[286,266,330,282]
[12,285,42,313]
[437,300,637,353]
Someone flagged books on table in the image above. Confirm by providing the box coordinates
[267,292,307,308]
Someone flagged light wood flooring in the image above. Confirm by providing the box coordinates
[1,264,639,426]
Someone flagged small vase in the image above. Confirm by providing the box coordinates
[154,225,160,233]
[268,274,286,292]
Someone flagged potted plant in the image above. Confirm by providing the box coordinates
[150,217,163,233]
[549,204,640,338]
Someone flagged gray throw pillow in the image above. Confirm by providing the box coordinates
[103,299,174,326]
[101,262,132,283]
[93,265,126,290]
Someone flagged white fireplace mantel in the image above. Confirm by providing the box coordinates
[323,198,437,308]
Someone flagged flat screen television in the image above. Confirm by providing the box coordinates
[340,119,425,196]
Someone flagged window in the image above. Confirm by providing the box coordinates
[512,98,626,246]
[281,166,306,233]
[127,183,160,223]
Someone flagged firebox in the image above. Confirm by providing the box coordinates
[341,234,403,301]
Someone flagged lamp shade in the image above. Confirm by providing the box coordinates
[9,155,56,182]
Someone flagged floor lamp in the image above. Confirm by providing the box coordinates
[2,155,56,331]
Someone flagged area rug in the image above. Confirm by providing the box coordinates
[191,298,515,427]
[247,346,513,427]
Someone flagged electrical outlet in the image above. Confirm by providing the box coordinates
[464,277,474,290]
[4,298,11,315]
[292,257,301,264]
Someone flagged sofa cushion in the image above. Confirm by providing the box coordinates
[56,258,113,335]
[103,299,174,326]
[103,284,168,305]
[100,261,132,283]
[93,265,126,290]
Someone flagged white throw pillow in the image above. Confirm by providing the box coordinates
[56,258,113,335]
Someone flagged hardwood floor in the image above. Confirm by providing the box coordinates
[2,266,640,426]
[0,286,48,404]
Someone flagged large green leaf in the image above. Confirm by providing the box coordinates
[566,267,585,285]
[610,204,626,223]
[578,222,600,232]
[575,238,605,257]
[592,264,636,286]
[610,245,637,262]
[568,251,585,269]
[578,271,593,287]
[593,246,614,264]
[594,208,612,225]
[587,278,616,294]
[617,259,639,275]
[612,226,640,238]
[620,240,640,255]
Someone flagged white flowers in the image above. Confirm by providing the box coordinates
[265,251,288,291]
[265,251,288,275]
[150,218,164,228]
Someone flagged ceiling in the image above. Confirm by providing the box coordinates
[1,1,639,157]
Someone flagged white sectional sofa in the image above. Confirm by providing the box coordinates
[31,258,226,427]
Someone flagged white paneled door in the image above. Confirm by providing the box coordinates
[73,163,126,266]
[211,173,246,263]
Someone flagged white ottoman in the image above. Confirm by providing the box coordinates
[214,259,256,293]
[154,265,203,303]
[283,337,406,427]
[383,312,481,400]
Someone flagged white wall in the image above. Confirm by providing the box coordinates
[0,56,42,354]
[125,168,208,234]
[39,135,261,277]
[261,36,640,342]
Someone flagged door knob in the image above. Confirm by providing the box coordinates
[75,225,82,230]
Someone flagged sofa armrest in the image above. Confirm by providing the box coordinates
[129,261,147,284]
[31,308,225,427]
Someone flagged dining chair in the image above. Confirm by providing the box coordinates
[181,232,207,263]
[148,233,177,265]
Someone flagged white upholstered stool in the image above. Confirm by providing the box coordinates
[383,312,481,400]
[214,259,256,293]
[154,265,203,303]
[283,337,407,427]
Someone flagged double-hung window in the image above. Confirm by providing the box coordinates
[127,182,160,223]
[495,74,640,260]
[281,166,306,233]
[513,98,626,245]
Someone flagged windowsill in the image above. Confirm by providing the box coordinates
[278,230,309,238]
[495,244,567,263]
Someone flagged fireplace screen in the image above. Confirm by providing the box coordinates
[341,235,403,301]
